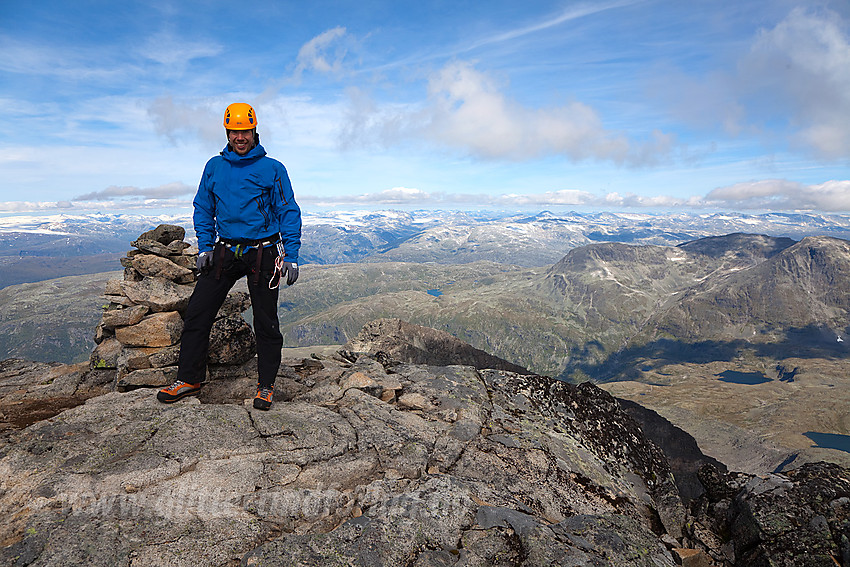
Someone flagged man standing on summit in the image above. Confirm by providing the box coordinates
[157,102,301,410]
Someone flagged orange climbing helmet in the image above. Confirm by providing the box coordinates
[223,102,257,130]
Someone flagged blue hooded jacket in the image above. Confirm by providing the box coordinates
[192,143,301,262]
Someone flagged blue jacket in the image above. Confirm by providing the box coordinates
[193,143,301,262]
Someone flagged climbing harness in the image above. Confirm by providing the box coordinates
[215,236,282,285]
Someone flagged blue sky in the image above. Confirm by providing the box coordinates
[2,0,850,214]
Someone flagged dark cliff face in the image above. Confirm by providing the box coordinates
[616,398,728,503]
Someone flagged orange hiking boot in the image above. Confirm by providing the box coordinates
[253,385,273,410]
[157,380,202,403]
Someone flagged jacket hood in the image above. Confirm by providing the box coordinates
[221,143,267,164]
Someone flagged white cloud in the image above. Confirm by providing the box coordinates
[293,27,350,80]
[706,179,850,211]
[342,61,677,165]
[740,8,850,159]
[495,190,596,206]
[660,7,850,160]
[147,97,223,145]
[301,186,695,209]
[358,187,434,203]
[299,177,850,213]
[73,182,194,202]
[0,201,75,213]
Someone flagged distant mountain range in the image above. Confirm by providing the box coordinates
[3,209,850,288]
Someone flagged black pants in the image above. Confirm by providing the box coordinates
[177,242,282,388]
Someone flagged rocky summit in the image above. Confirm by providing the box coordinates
[0,318,847,566]
[0,325,686,566]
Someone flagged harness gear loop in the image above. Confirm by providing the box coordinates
[269,255,285,289]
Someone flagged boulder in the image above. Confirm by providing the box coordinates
[116,346,161,371]
[208,316,256,365]
[116,366,178,391]
[168,254,196,271]
[137,224,185,245]
[131,254,194,283]
[104,279,124,295]
[89,337,123,369]
[166,239,190,254]
[339,370,383,398]
[148,345,181,368]
[131,238,173,257]
[100,304,149,329]
[114,311,183,348]
[121,277,194,313]
[102,294,135,307]
[123,267,144,282]
[217,291,251,319]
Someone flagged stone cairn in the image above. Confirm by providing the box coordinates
[89,224,256,391]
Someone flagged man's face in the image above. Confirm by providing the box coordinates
[228,129,255,156]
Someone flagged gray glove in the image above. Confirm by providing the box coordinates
[196,250,214,273]
[283,261,299,285]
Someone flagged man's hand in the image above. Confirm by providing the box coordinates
[283,261,298,285]
[196,250,214,273]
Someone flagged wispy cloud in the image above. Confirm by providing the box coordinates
[658,7,850,160]
[463,0,644,52]
[147,97,223,145]
[0,36,134,82]
[0,199,193,214]
[73,183,194,202]
[293,27,351,81]
[138,32,222,68]
[341,61,677,165]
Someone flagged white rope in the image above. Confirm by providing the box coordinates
[269,255,286,289]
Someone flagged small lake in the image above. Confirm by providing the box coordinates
[426,289,443,297]
[804,431,850,454]
[716,370,772,385]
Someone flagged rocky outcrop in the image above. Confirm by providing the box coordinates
[3,317,849,566]
[89,224,255,390]
[688,462,850,566]
[340,317,529,373]
[0,358,114,439]
[2,321,692,567]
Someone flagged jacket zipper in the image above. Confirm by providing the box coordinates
[254,194,271,231]
[276,178,288,204]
